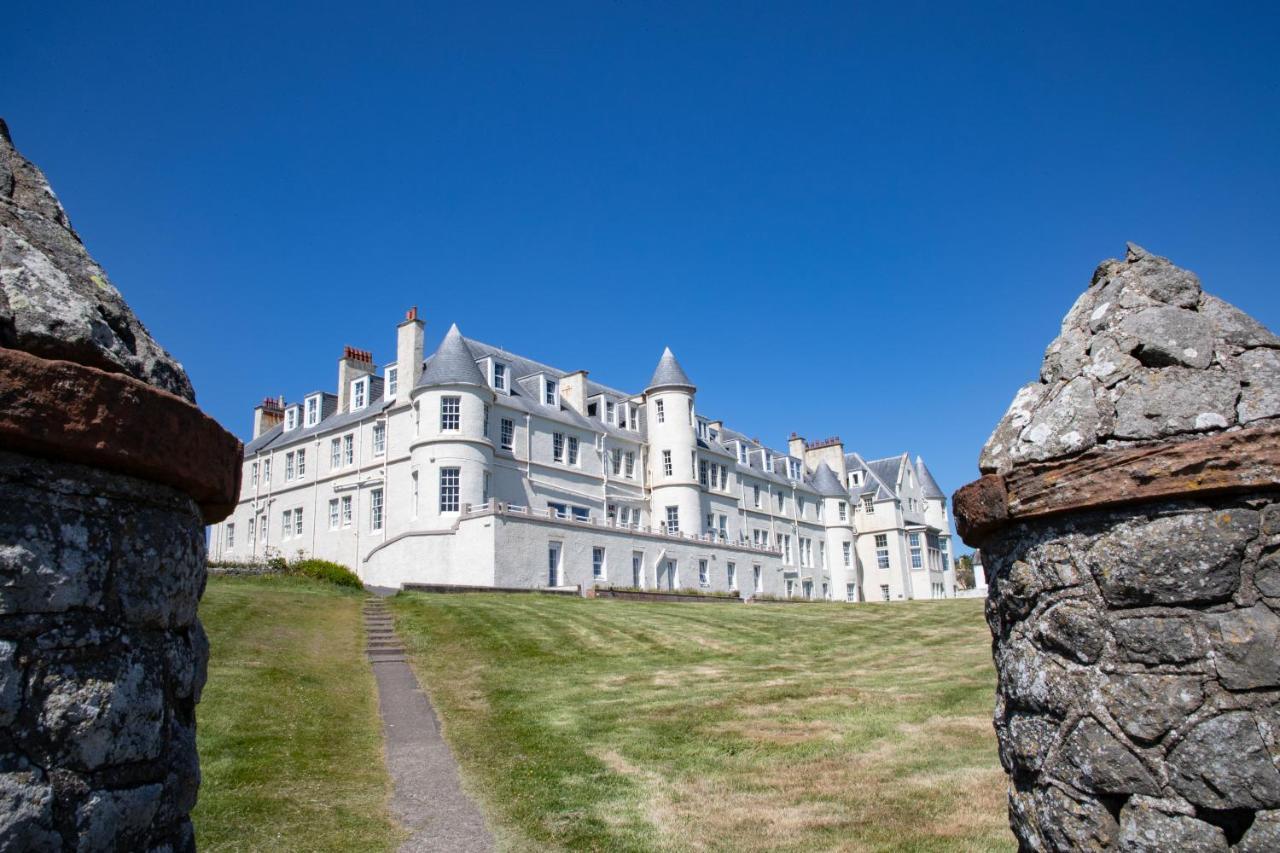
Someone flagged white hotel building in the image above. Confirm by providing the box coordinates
[209,309,956,601]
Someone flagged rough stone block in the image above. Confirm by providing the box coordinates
[1112,367,1239,440]
[1168,711,1280,810]
[1113,616,1203,665]
[1104,674,1203,743]
[74,784,163,853]
[1009,784,1118,851]
[1056,717,1159,797]
[1207,605,1280,690]
[1117,306,1215,369]
[1085,508,1257,607]
[0,499,111,615]
[0,769,58,852]
[1035,600,1105,664]
[1118,798,1227,852]
[1237,810,1280,853]
[1232,347,1280,424]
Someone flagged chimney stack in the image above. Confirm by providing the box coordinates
[560,370,589,413]
[396,306,425,399]
[788,432,806,460]
[253,396,284,437]
[337,346,375,412]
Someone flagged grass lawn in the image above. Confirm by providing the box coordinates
[193,575,403,852]
[390,593,1011,852]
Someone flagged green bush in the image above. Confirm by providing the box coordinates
[289,559,364,589]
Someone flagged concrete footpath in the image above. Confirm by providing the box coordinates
[364,595,495,853]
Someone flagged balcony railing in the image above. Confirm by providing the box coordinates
[460,500,783,555]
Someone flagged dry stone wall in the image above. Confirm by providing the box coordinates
[956,245,1280,851]
[0,120,239,850]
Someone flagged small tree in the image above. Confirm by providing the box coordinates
[954,555,975,590]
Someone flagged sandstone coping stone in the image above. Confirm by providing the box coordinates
[955,245,1280,851]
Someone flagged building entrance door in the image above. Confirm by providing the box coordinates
[548,543,561,587]
[632,553,643,588]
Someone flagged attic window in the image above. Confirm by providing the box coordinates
[283,407,299,431]
[737,443,748,464]
[788,460,801,480]
[351,377,369,411]
[304,395,321,427]
[544,378,558,407]
[385,366,399,400]
[606,401,615,424]
[493,362,508,392]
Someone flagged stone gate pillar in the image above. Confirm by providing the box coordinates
[0,120,240,849]
[954,244,1280,851]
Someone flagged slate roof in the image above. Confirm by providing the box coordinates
[645,347,695,391]
[417,324,487,388]
[808,462,847,497]
[916,456,946,500]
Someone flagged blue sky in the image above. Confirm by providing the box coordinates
[4,2,1278,537]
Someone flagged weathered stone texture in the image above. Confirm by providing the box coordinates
[0,451,206,850]
[0,120,193,400]
[967,245,1280,850]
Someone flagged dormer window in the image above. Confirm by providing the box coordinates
[351,377,369,411]
[493,362,508,392]
[763,451,771,470]
[618,405,627,429]
[544,378,558,407]
[283,406,299,431]
[737,443,748,465]
[606,401,615,424]
[385,365,399,400]
[789,460,801,480]
[304,395,320,427]
[696,421,707,440]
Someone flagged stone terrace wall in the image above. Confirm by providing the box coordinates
[955,245,1280,851]
[0,119,240,850]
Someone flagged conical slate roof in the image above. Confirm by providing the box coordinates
[418,324,487,388]
[645,347,695,391]
[916,456,946,500]
[809,462,847,497]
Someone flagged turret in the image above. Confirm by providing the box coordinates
[812,462,858,601]
[411,324,495,527]
[643,348,702,536]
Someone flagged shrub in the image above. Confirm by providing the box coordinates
[289,559,363,589]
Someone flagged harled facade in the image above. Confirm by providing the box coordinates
[208,309,956,601]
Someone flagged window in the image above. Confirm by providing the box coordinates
[632,553,643,587]
[341,495,352,527]
[296,448,306,478]
[699,460,709,488]
[247,517,255,545]
[592,547,606,580]
[753,565,762,593]
[665,506,679,534]
[776,492,784,513]
[737,443,748,464]
[548,502,568,519]
[281,509,292,539]
[225,523,235,549]
[838,501,847,521]
[553,433,565,463]
[483,472,491,503]
[605,401,615,424]
[352,377,368,411]
[305,395,320,427]
[548,543,561,586]
[863,495,875,514]
[293,507,303,537]
[330,438,340,468]
[500,418,514,450]
[719,465,728,490]
[718,515,728,540]
[698,560,709,586]
[875,533,890,569]
[386,366,399,399]
[727,563,737,590]
[781,534,793,564]
[611,449,623,475]
[656,400,665,423]
[373,422,386,456]
[617,404,627,428]
[800,537,812,568]
[284,407,298,431]
[785,579,795,598]
[662,450,673,477]
[439,467,460,512]
[262,459,270,484]
[909,532,922,569]
[285,452,295,481]
[370,488,384,531]
[259,512,268,540]
[753,485,761,508]
[483,404,490,437]
[567,436,579,465]
[572,506,590,522]
[415,400,421,436]
[803,580,813,600]
[846,583,857,602]
[441,396,460,431]
[250,461,258,488]
[625,452,635,478]
[329,499,339,530]
[819,541,826,569]
[493,362,507,391]
[880,584,891,601]
[843,541,852,566]
[789,459,801,480]
[798,496,806,517]
[343,434,354,466]
[544,378,558,406]
[411,471,419,518]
